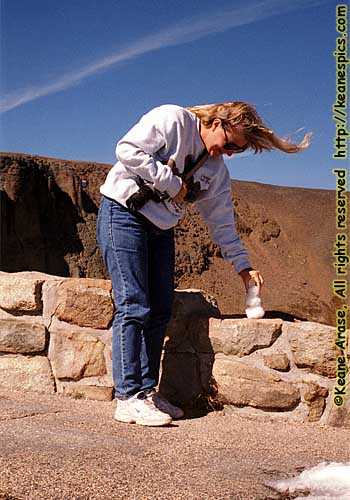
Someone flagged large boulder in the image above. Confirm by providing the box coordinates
[301,382,328,422]
[0,318,47,353]
[286,322,340,377]
[0,355,55,393]
[58,383,114,401]
[208,318,282,357]
[327,383,350,428]
[48,329,107,380]
[0,272,44,313]
[160,289,219,403]
[55,278,114,329]
[159,352,209,404]
[213,356,300,411]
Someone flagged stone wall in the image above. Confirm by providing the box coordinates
[0,272,348,427]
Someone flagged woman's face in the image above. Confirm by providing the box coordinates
[200,119,248,158]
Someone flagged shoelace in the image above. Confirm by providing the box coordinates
[140,397,164,413]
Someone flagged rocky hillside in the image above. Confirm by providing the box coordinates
[0,152,339,325]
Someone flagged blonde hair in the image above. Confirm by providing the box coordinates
[186,102,311,154]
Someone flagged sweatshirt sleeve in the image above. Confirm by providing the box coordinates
[115,108,183,198]
[195,162,252,274]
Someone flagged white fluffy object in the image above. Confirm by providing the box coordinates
[245,284,265,319]
[267,462,350,499]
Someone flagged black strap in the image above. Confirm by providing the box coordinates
[182,149,209,182]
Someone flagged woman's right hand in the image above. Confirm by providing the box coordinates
[239,268,264,293]
[173,181,188,204]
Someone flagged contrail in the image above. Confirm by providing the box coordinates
[1,0,326,113]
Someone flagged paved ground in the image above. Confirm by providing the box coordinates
[0,389,349,500]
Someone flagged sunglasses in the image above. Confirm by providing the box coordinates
[222,124,247,153]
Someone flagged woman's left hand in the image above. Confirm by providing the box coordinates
[173,180,188,204]
[239,268,264,293]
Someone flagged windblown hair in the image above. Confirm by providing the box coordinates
[186,102,311,154]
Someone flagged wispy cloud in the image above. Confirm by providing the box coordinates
[1,0,325,113]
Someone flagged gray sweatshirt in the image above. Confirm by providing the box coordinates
[100,104,251,273]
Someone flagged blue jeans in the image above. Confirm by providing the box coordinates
[96,196,175,400]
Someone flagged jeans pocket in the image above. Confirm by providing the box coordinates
[109,202,147,253]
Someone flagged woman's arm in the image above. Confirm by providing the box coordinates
[115,106,193,198]
[195,161,263,290]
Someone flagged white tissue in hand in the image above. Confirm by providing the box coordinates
[246,295,261,307]
[246,285,259,300]
[245,285,265,319]
[246,305,265,319]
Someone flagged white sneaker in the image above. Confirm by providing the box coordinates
[146,390,184,419]
[114,392,172,427]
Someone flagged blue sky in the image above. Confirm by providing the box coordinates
[0,0,341,189]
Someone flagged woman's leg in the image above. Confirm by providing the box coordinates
[96,197,150,399]
[140,227,175,392]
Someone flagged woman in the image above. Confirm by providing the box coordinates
[96,102,311,426]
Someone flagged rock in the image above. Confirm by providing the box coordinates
[164,290,220,354]
[48,330,107,380]
[165,316,213,354]
[0,355,55,393]
[198,353,216,393]
[208,318,282,357]
[159,352,204,404]
[301,382,328,422]
[286,322,339,377]
[302,382,329,403]
[327,399,350,427]
[259,219,280,243]
[0,273,44,313]
[263,353,290,372]
[213,357,300,410]
[309,395,327,422]
[0,318,47,353]
[59,384,114,401]
[171,289,220,319]
[55,278,114,329]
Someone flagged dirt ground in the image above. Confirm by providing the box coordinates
[0,389,349,500]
